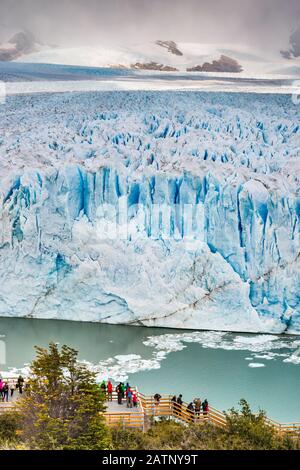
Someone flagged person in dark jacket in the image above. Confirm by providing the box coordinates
[176,394,183,416]
[187,402,194,411]
[187,402,195,423]
[171,395,177,414]
[100,380,107,394]
[202,399,209,417]
[116,383,123,405]
[17,375,24,394]
[177,394,183,405]
[154,393,162,405]
[2,382,9,402]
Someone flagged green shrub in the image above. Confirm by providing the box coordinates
[17,342,112,450]
[111,404,300,451]
[0,412,21,442]
[111,426,145,450]
[224,399,291,450]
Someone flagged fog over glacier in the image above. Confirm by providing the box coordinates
[0,90,299,333]
[1,0,300,50]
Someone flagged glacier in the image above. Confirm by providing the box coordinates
[0,90,299,333]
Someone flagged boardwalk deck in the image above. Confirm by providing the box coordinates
[104,389,146,429]
[0,379,299,437]
[106,400,142,414]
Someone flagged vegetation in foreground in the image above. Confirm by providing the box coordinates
[13,343,111,450]
[112,402,300,451]
[0,343,299,450]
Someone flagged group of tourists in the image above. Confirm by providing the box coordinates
[99,379,209,418]
[100,380,138,408]
[0,375,25,402]
[154,393,209,420]
[186,397,209,417]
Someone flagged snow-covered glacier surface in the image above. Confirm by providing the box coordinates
[0,91,299,333]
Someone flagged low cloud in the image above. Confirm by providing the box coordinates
[0,0,300,51]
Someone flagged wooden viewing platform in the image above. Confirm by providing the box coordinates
[0,379,299,437]
[104,389,300,437]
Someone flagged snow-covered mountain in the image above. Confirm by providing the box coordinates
[0,24,298,77]
[12,38,300,77]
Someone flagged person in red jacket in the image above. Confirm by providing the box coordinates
[132,392,138,407]
[107,380,113,401]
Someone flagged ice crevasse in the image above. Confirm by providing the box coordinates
[0,91,299,333]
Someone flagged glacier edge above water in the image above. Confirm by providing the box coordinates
[0,90,299,333]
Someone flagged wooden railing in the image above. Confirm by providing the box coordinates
[139,393,227,428]
[0,402,16,414]
[105,412,145,430]
[265,416,300,436]
[0,379,299,437]
[104,390,300,437]
[104,387,146,430]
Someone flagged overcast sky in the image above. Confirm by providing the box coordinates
[0,0,300,50]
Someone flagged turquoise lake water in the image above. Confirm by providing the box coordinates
[0,317,299,423]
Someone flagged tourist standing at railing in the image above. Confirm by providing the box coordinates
[100,380,107,394]
[116,383,123,404]
[154,393,161,405]
[187,402,195,423]
[9,380,15,398]
[194,398,201,418]
[177,394,183,405]
[126,387,133,408]
[16,375,24,394]
[2,382,9,402]
[153,393,162,415]
[132,392,138,407]
[0,379,4,400]
[202,399,209,418]
[107,380,113,401]
[176,394,183,417]
[171,395,177,413]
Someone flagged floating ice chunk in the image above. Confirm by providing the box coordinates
[234,335,277,345]
[283,349,300,365]
[253,354,276,360]
[115,354,142,363]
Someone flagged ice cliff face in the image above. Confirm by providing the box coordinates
[0,91,299,333]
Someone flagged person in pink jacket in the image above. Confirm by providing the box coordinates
[0,380,3,400]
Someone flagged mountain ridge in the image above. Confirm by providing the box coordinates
[0,28,299,77]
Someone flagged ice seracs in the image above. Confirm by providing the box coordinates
[0,90,299,333]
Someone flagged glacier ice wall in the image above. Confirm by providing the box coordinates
[0,91,299,333]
